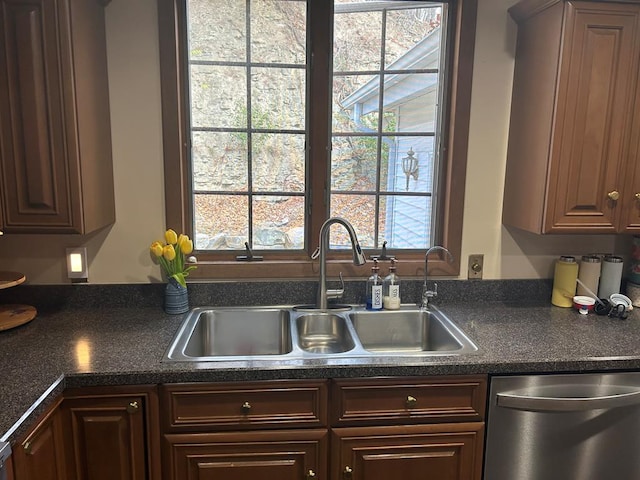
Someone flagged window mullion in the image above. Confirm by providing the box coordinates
[245,0,253,247]
[307,0,332,253]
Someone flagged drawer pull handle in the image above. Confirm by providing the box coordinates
[127,401,139,414]
[343,466,353,479]
[306,469,316,479]
[406,395,418,408]
[608,190,620,201]
[241,401,252,413]
[23,441,32,455]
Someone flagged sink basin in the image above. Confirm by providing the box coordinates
[296,314,355,354]
[166,308,292,360]
[350,309,477,354]
[164,306,477,362]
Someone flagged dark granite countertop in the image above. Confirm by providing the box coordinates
[1,280,640,444]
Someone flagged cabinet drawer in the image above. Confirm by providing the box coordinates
[161,380,328,432]
[331,376,487,426]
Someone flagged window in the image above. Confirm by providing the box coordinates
[158,0,477,279]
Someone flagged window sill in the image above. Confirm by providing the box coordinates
[186,257,459,281]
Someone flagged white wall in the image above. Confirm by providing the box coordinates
[0,0,629,284]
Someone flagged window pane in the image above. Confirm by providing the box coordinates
[385,6,442,68]
[194,195,248,250]
[192,132,248,192]
[253,195,305,249]
[190,65,246,128]
[253,133,305,192]
[379,195,431,249]
[383,136,435,193]
[333,74,379,133]
[384,73,439,132]
[334,9,382,72]
[331,136,378,192]
[251,1,306,65]
[251,67,305,130]
[188,0,245,62]
[330,194,376,248]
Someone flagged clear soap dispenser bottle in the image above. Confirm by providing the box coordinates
[366,259,383,310]
[383,258,401,310]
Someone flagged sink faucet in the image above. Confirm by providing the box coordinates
[421,245,454,308]
[315,217,367,310]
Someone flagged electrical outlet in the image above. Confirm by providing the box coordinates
[468,254,484,280]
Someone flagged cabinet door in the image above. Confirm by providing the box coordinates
[61,393,155,480]
[332,423,484,480]
[621,89,640,231]
[12,402,67,480]
[0,0,81,232]
[165,430,327,480]
[545,2,640,232]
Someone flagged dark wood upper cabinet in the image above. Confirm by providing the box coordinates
[503,0,640,234]
[0,0,114,234]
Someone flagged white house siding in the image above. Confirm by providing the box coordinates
[385,87,437,248]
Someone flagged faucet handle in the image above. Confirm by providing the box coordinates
[311,246,320,260]
[326,272,345,300]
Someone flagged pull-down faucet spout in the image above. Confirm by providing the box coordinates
[316,217,367,311]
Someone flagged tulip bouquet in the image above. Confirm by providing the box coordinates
[150,229,196,287]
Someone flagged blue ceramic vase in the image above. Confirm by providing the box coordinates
[164,278,189,314]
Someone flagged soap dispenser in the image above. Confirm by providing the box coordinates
[366,259,383,310]
[383,258,401,310]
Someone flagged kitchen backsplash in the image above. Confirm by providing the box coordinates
[0,279,553,312]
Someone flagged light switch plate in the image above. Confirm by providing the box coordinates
[468,254,484,280]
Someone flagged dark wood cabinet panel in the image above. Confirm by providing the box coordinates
[11,398,66,480]
[503,0,640,233]
[332,423,484,480]
[61,385,161,480]
[331,375,486,427]
[160,380,328,432]
[0,0,114,234]
[164,430,327,480]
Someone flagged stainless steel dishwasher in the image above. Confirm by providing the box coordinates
[484,372,640,480]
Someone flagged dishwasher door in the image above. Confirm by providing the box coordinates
[484,372,640,480]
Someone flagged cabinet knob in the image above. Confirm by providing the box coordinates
[23,440,33,455]
[306,470,316,479]
[635,193,640,201]
[241,401,252,414]
[406,395,418,408]
[608,190,620,201]
[127,401,139,414]
[343,466,353,479]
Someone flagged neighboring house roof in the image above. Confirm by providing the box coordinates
[340,25,441,115]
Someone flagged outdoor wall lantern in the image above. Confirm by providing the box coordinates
[402,148,419,191]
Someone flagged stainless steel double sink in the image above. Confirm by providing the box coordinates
[164,306,477,362]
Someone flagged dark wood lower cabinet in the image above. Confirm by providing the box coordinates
[11,399,66,480]
[10,377,487,480]
[332,423,485,480]
[60,385,161,480]
[164,429,328,480]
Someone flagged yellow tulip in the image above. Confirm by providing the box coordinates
[177,234,188,250]
[180,238,193,255]
[165,229,178,245]
[163,244,176,261]
[150,241,163,257]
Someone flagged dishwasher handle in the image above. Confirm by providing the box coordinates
[497,388,640,412]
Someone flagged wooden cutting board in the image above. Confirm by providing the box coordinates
[0,304,37,331]
[0,271,37,331]
[0,271,26,289]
